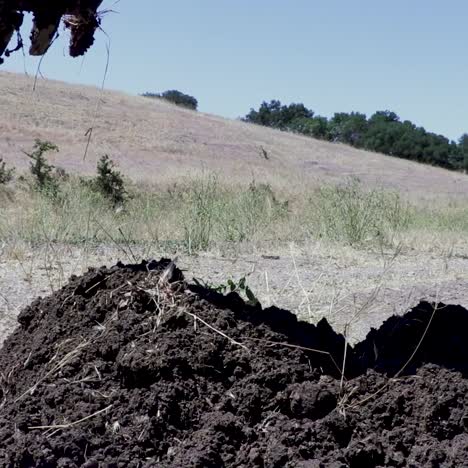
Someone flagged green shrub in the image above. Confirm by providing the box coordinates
[23,140,60,196]
[88,155,128,207]
[0,158,14,184]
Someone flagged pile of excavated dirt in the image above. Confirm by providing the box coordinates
[0,259,467,467]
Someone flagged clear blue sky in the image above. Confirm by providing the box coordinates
[3,0,468,141]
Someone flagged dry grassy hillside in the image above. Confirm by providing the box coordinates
[1,70,468,199]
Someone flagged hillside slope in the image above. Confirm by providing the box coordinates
[1,71,468,199]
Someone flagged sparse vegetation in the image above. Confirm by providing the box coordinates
[1,171,466,256]
[309,178,411,246]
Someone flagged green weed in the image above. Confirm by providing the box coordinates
[308,178,410,246]
[193,276,259,306]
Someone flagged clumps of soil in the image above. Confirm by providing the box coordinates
[0,1,103,63]
[63,9,101,58]
[354,301,468,377]
[0,259,467,467]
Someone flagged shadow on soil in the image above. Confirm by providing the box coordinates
[0,259,467,467]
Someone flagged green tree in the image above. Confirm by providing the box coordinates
[243,100,282,127]
[368,110,400,124]
[288,116,330,139]
[281,103,314,129]
[243,100,314,130]
[363,111,404,155]
[446,141,463,171]
[142,90,198,110]
[329,112,368,145]
[244,102,460,172]
[459,134,468,171]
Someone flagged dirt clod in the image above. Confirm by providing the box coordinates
[0,259,467,466]
[0,1,103,63]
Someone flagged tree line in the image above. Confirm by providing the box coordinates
[142,90,198,110]
[243,100,468,172]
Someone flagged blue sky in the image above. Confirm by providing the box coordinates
[3,0,468,141]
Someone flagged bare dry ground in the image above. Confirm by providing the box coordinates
[2,71,468,346]
[2,71,468,198]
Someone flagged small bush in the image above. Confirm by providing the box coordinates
[0,158,14,184]
[142,90,198,110]
[89,155,128,207]
[309,178,410,246]
[23,140,60,196]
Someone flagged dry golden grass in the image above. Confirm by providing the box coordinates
[2,71,468,201]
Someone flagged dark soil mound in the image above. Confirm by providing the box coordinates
[0,259,467,467]
[354,301,468,377]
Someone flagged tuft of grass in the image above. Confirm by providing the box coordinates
[181,174,219,253]
[168,174,290,253]
[218,181,289,243]
[308,178,411,246]
[410,202,468,233]
[0,158,14,185]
